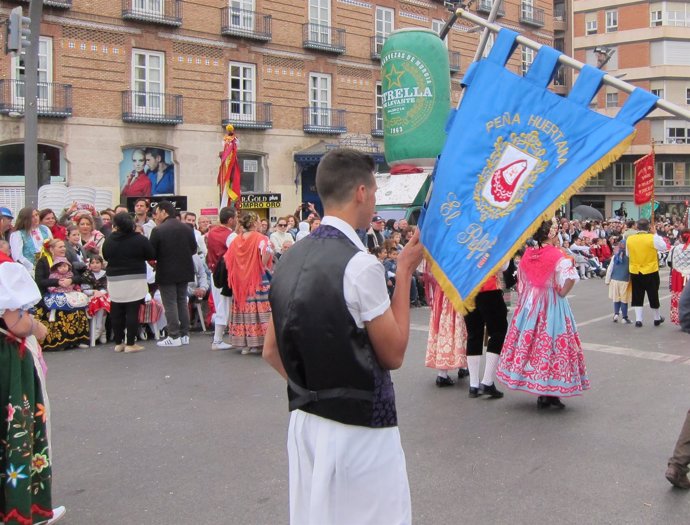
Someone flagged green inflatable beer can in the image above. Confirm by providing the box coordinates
[381,28,451,167]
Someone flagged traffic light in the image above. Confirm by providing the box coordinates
[5,6,31,56]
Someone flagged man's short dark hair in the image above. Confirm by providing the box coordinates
[637,218,650,231]
[146,148,166,161]
[316,148,375,206]
[219,206,236,225]
[134,198,150,208]
[157,200,176,217]
[184,211,196,220]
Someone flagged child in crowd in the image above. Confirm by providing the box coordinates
[82,255,111,344]
[605,239,632,323]
[45,257,87,322]
[0,240,10,256]
[383,247,399,297]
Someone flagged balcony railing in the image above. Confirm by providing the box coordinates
[449,51,461,73]
[371,113,383,137]
[476,0,505,17]
[370,35,387,60]
[221,100,272,130]
[221,8,271,41]
[122,0,182,27]
[554,3,566,21]
[520,3,545,27]
[303,107,346,134]
[13,0,72,8]
[0,80,72,118]
[302,23,345,54]
[121,91,182,124]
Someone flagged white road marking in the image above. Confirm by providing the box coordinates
[582,342,690,365]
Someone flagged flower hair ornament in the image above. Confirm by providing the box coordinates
[547,217,559,239]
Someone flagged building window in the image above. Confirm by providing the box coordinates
[667,127,687,144]
[521,46,534,76]
[605,10,618,32]
[12,37,53,105]
[238,153,265,192]
[229,0,255,30]
[650,10,663,26]
[309,73,331,127]
[309,0,331,44]
[228,62,255,118]
[685,163,690,186]
[651,88,664,98]
[606,92,618,108]
[587,171,606,187]
[686,88,690,104]
[132,0,163,17]
[613,162,634,186]
[586,20,597,35]
[375,6,394,55]
[667,10,686,26]
[375,82,383,131]
[132,49,164,113]
[656,162,675,186]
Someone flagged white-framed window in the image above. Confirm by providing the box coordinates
[586,20,597,35]
[667,10,685,26]
[606,92,618,108]
[12,37,53,106]
[613,162,634,186]
[650,10,663,26]
[375,82,383,131]
[605,10,618,32]
[656,161,675,186]
[132,49,164,113]
[521,46,533,76]
[133,0,162,17]
[309,0,331,44]
[375,6,394,55]
[228,62,255,119]
[521,0,534,20]
[667,127,687,144]
[229,0,254,30]
[651,88,664,98]
[309,73,331,126]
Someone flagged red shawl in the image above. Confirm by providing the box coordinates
[0,251,14,265]
[223,231,272,306]
[519,245,564,288]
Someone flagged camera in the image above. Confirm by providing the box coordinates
[301,203,310,212]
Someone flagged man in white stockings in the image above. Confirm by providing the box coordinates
[263,148,422,525]
[205,207,237,350]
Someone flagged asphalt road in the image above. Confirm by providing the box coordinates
[45,268,690,524]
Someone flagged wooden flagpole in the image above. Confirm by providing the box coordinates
[650,140,656,230]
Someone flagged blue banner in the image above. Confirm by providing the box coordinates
[420,29,657,313]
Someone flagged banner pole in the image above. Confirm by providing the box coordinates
[651,141,656,230]
[454,8,690,122]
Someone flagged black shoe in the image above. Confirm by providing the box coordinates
[622,317,632,324]
[549,397,566,409]
[457,368,470,380]
[435,375,455,387]
[478,383,504,399]
[469,387,481,398]
[635,321,643,328]
[654,317,665,327]
[537,396,550,409]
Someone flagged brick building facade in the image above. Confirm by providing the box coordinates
[1,0,553,220]
[571,0,690,222]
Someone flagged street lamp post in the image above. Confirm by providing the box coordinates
[24,0,44,208]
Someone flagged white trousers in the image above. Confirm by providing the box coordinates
[288,410,411,525]
[211,283,231,327]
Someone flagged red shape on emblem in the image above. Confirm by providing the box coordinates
[489,159,528,203]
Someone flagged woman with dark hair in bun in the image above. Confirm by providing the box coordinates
[496,219,590,409]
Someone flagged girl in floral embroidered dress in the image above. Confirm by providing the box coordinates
[82,255,111,344]
[497,219,590,409]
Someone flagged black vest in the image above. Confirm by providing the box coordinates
[269,225,397,428]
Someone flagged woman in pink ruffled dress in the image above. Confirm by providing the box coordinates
[497,220,590,409]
